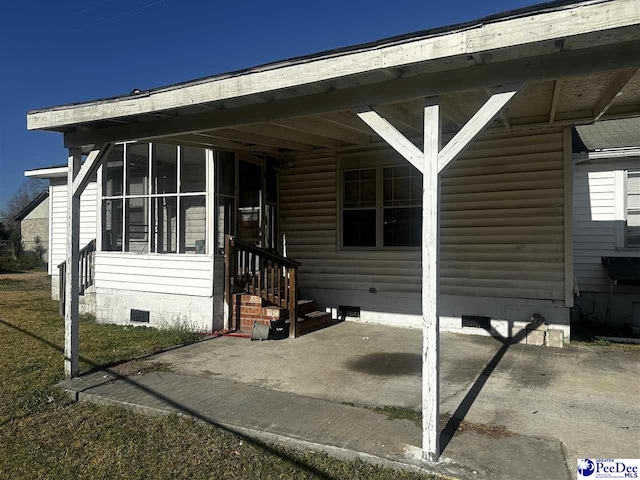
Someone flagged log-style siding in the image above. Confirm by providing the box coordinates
[280,128,567,302]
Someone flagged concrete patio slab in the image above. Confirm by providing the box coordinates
[59,322,639,480]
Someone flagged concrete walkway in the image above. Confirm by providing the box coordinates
[61,369,567,480]
[60,322,640,480]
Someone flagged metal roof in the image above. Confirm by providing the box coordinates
[575,118,640,151]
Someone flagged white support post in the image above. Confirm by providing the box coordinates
[422,98,441,462]
[438,86,523,174]
[65,148,82,379]
[354,108,424,172]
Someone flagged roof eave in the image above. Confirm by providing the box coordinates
[27,0,638,132]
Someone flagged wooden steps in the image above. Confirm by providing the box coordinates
[226,236,338,337]
[295,299,335,336]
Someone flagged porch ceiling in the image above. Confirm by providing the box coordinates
[26,0,640,154]
[114,67,640,156]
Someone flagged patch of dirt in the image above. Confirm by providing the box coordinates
[108,360,174,377]
[367,405,514,439]
[446,417,514,439]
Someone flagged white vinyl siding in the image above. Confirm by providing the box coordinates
[573,158,640,292]
[280,127,567,301]
[93,252,213,297]
[49,178,97,275]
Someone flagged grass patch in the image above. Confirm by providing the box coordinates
[0,272,435,479]
[371,406,422,427]
[369,405,513,439]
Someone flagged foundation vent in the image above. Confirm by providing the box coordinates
[130,309,150,323]
[338,306,360,320]
[462,315,490,330]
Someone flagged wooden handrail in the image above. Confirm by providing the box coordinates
[228,236,300,268]
[224,235,299,337]
[58,239,96,316]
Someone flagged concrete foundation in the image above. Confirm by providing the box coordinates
[94,287,214,332]
[303,287,571,343]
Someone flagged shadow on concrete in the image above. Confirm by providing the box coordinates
[0,319,335,480]
[440,322,527,455]
[345,352,422,376]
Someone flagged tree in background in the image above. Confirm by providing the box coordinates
[33,235,46,263]
[0,178,47,230]
[10,229,23,260]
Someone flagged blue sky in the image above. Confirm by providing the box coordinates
[0,0,541,208]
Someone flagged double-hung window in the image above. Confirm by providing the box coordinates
[341,164,422,249]
[626,170,640,247]
[102,143,208,254]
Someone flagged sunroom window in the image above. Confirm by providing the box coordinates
[102,143,208,254]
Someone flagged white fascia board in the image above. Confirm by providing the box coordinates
[26,0,640,131]
[575,147,640,163]
[25,167,67,179]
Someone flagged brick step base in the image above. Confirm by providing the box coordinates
[231,293,336,336]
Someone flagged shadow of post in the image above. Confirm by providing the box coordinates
[440,321,528,454]
[0,319,335,480]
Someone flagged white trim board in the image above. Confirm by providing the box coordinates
[27,0,640,131]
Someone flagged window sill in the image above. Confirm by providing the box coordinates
[339,246,421,253]
[97,251,211,259]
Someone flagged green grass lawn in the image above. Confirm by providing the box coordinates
[0,272,436,480]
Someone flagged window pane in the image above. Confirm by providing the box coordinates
[103,199,123,251]
[103,145,124,197]
[126,143,149,196]
[343,169,376,209]
[125,198,149,254]
[266,157,278,203]
[628,171,640,194]
[361,179,376,205]
[180,196,207,254]
[151,196,177,253]
[384,207,421,247]
[626,171,640,247]
[216,196,234,255]
[344,181,360,207]
[217,151,235,196]
[393,177,410,204]
[152,144,177,194]
[383,165,422,207]
[181,147,207,193]
[343,210,376,247]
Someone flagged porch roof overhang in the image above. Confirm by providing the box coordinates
[26,0,640,154]
[25,165,68,179]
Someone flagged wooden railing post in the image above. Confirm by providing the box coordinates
[59,263,65,316]
[224,235,233,330]
[288,266,297,338]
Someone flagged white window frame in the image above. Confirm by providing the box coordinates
[624,169,640,248]
[101,142,210,255]
[339,164,422,251]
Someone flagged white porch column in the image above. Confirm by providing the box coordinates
[65,147,82,379]
[422,98,441,462]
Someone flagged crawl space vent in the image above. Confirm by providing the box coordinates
[462,315,490,329]
[130,309,150,323]
[338,306,360,319]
